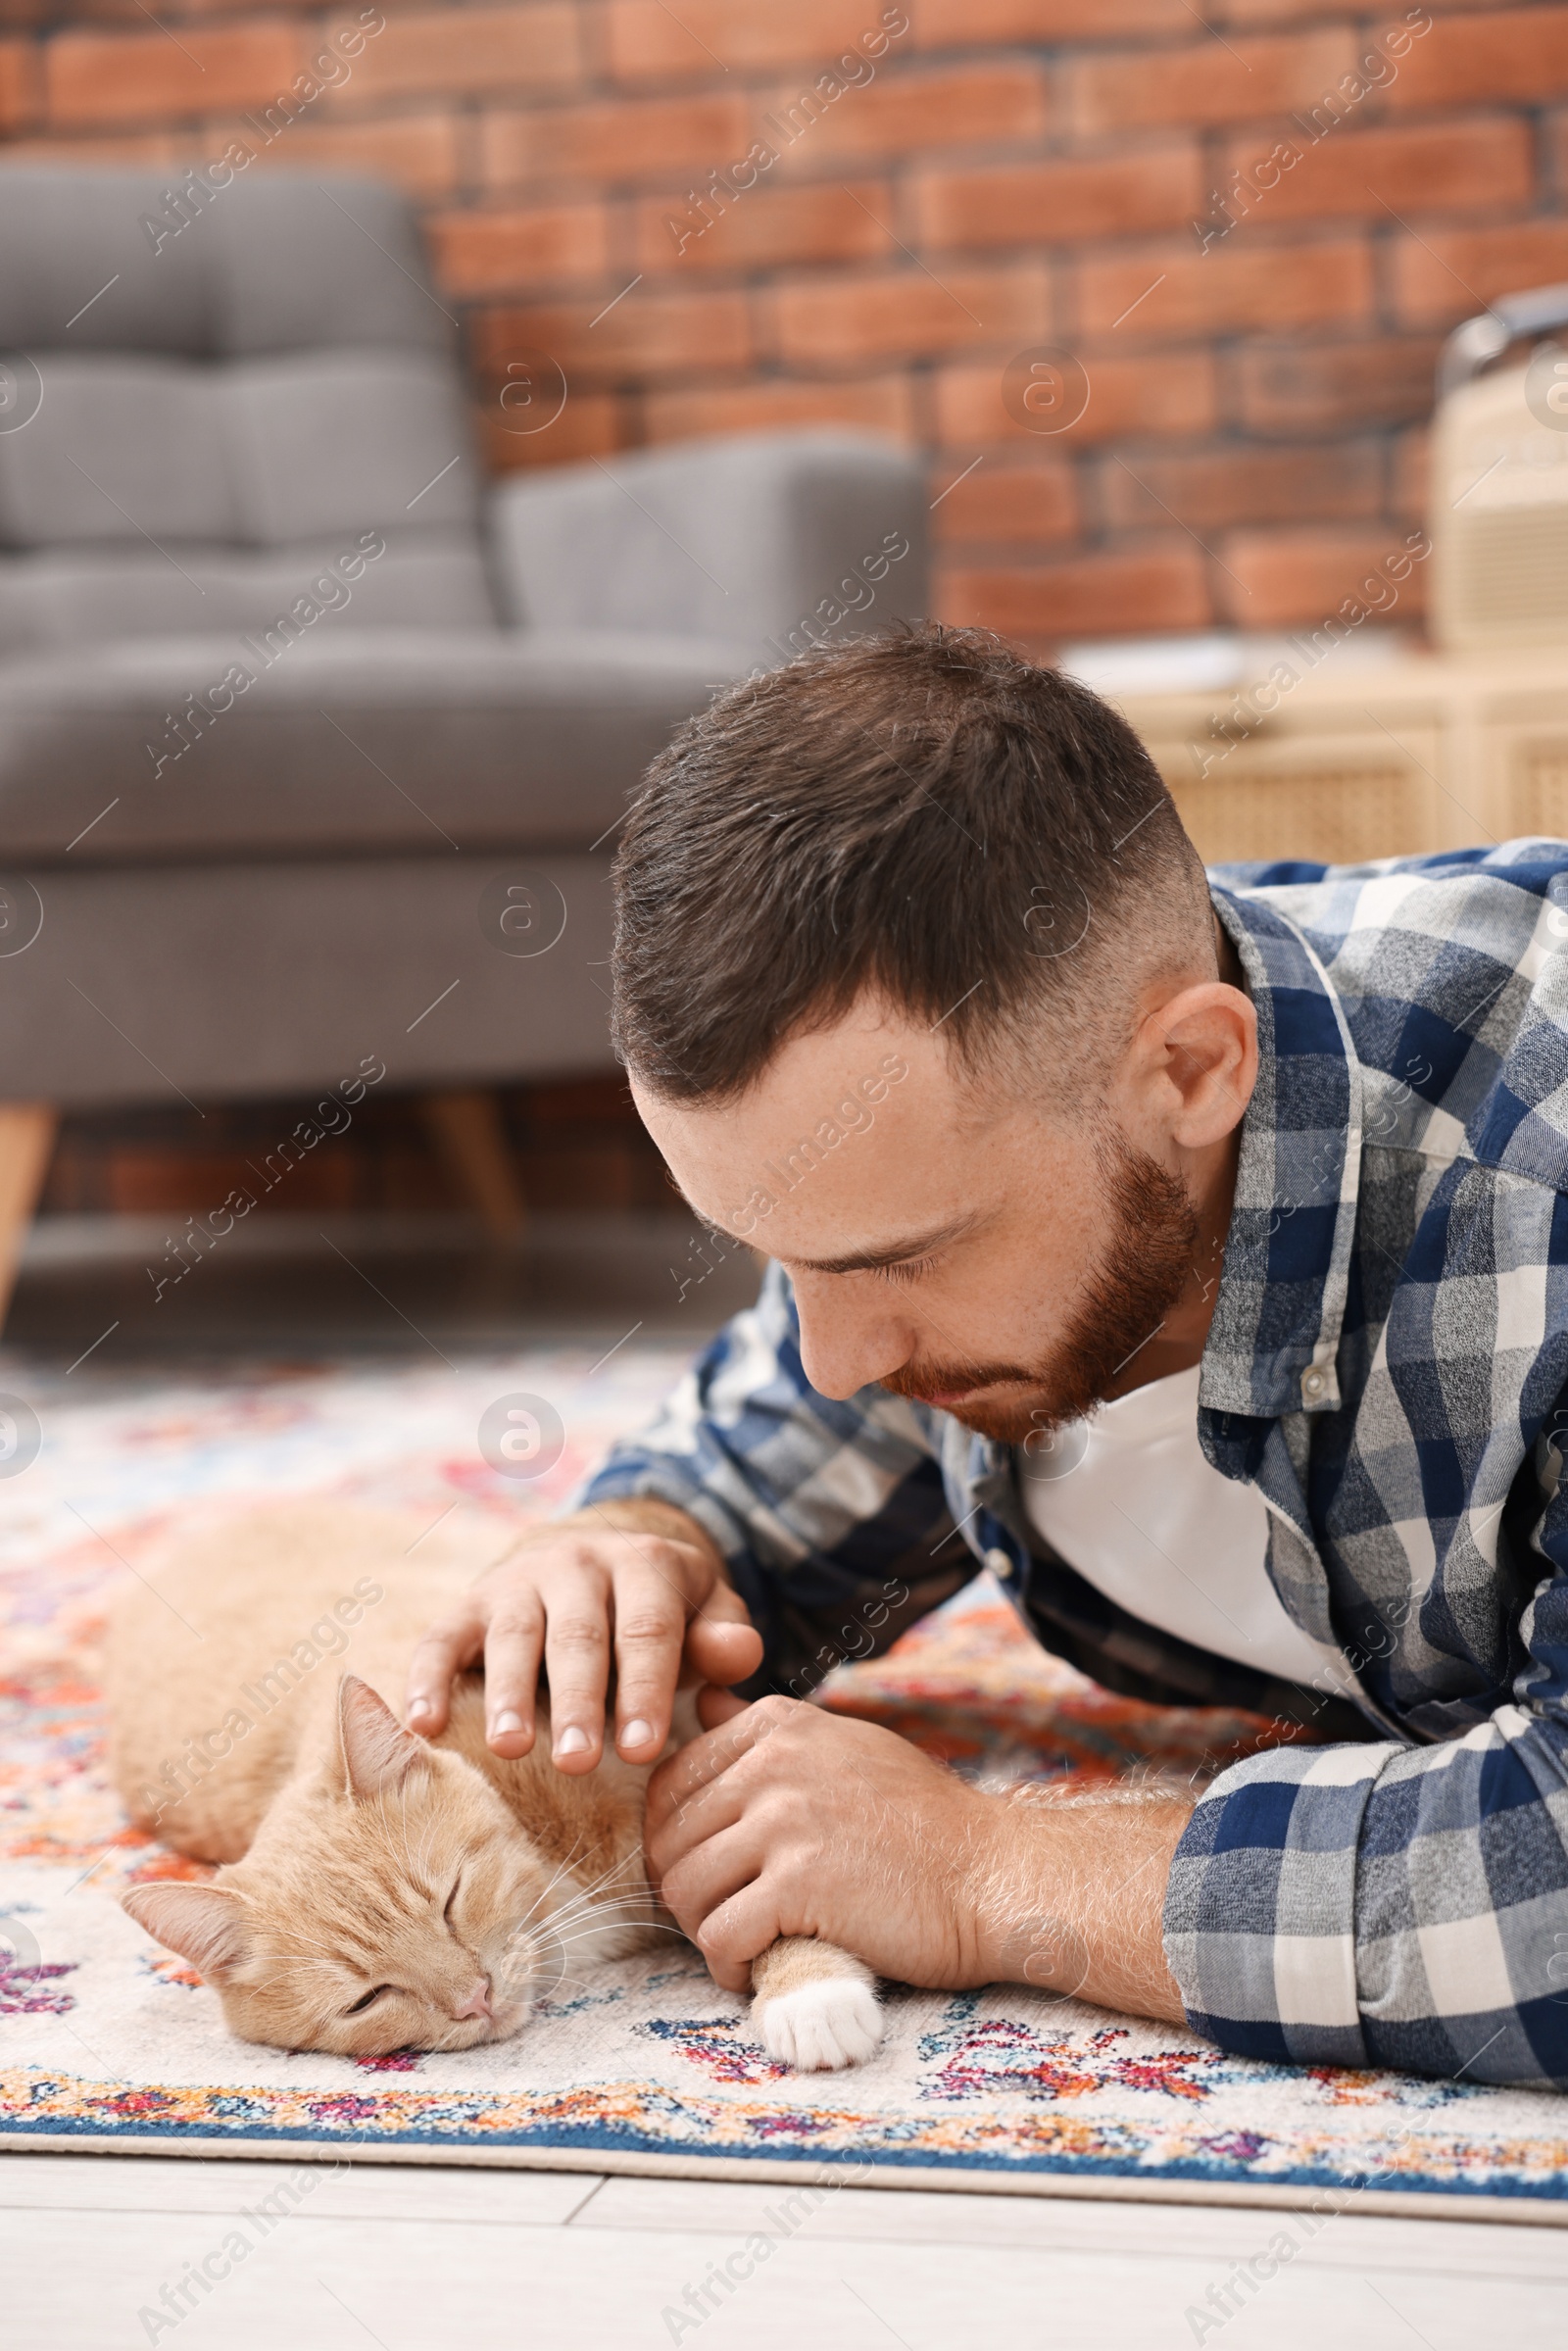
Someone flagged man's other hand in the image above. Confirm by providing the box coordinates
[645,1698,1001,1992]
[645,1696,1194,2022]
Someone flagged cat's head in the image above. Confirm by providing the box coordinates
[121,1676,561,2057]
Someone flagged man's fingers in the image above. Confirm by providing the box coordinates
[694,1577,754,1625]
[542,1600,612,1773]
[407,1521,738,1774]
[481,1605,546,1756]
[404,1611,486,1737]
[695,1684,749,1733]
[645,1761,748,1882]
[684,1615,763,1690]
[610,1569,688,1762]
[657,1822,764,1945]
[650,1693,797,1818]
[693,1884,781,1989]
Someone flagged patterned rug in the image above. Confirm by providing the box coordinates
[5,1345,1568,2218]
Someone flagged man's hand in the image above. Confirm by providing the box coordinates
[645,1696,1193,2020]
[403,1497,762,1772]
[646,1698,1004,1992]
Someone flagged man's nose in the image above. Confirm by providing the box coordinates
[793,1278,909,1399]
[453,1976,493,2022]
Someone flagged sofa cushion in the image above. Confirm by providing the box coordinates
[0,852,619,1106]
[0,535,496,657]
[224,352,477,544]
[0,356,238,546]
[0,171,488,653]
[0,351,476,557]
[0,628,749,864]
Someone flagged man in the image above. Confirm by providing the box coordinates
[408,624,1568,2086]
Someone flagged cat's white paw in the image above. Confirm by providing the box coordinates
[755,1978,883,2072]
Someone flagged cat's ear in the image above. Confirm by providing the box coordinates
[121,1882,251,1984]
[337,1674,428,1801]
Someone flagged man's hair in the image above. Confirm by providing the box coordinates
[611,624,1211,1103]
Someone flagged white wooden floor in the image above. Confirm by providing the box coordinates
[4,2154,1566,2351]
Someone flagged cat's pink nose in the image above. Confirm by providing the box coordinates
[454,1978,493,2022]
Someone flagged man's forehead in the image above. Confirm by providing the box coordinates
[647,1082,1006,1277]
[632,1009,978,1133]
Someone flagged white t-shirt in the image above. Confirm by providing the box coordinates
[1017,1362,1327,1686]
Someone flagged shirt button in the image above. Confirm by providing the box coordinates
[1302,1368,1326,1400]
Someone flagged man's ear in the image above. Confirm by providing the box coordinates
[1139,981,1257,1148]
[337,1674,429,1800]
[121,1882,251,1984]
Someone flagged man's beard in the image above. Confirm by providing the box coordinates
[880,1131,1200,1445]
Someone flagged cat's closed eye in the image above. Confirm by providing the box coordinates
[344,1984,395,2015]
[442,1876,463,1923]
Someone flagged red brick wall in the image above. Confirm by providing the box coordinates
[3,0,1566,646]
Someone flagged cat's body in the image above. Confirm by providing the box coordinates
[105,1502,881,2072]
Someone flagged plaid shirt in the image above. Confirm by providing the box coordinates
[581,842,1568,2087]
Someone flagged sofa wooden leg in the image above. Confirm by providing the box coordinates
[418,1090,526,1242]
[0,1102,58,1329]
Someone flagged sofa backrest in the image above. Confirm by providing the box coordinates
[492,430,927,656]
[0,170,496,657]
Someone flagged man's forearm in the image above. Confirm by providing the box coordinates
[974,1783,1194,2024]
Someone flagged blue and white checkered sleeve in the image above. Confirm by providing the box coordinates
[1166,1452,1568,2086]
[574,1260,952,1646]
[1162,1740,1394,2071]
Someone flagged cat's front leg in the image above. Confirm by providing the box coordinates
[750,1935,883,2072]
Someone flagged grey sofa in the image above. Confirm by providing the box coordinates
[0,169,927,1310]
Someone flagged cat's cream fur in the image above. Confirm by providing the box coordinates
[105,1502,881,2072]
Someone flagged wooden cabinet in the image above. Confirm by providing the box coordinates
[1112,648,1568,867]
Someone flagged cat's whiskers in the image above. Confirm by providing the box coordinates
[535,1898,654,1954]
[479,1835,605,1994]
[531,1879,659,1941]
[506,1909,662,1966]
[521,1852,658,1946]
[496,1904,677,2005]
[532,1847,584,1913]
[525,1930,690,2008]
[407,1804,439,1892]
[504,1834,591,1939]
[539,1884,660,1927]
[539,1842,650,1929]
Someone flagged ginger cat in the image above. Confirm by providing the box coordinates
[106,1502,882,2074]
